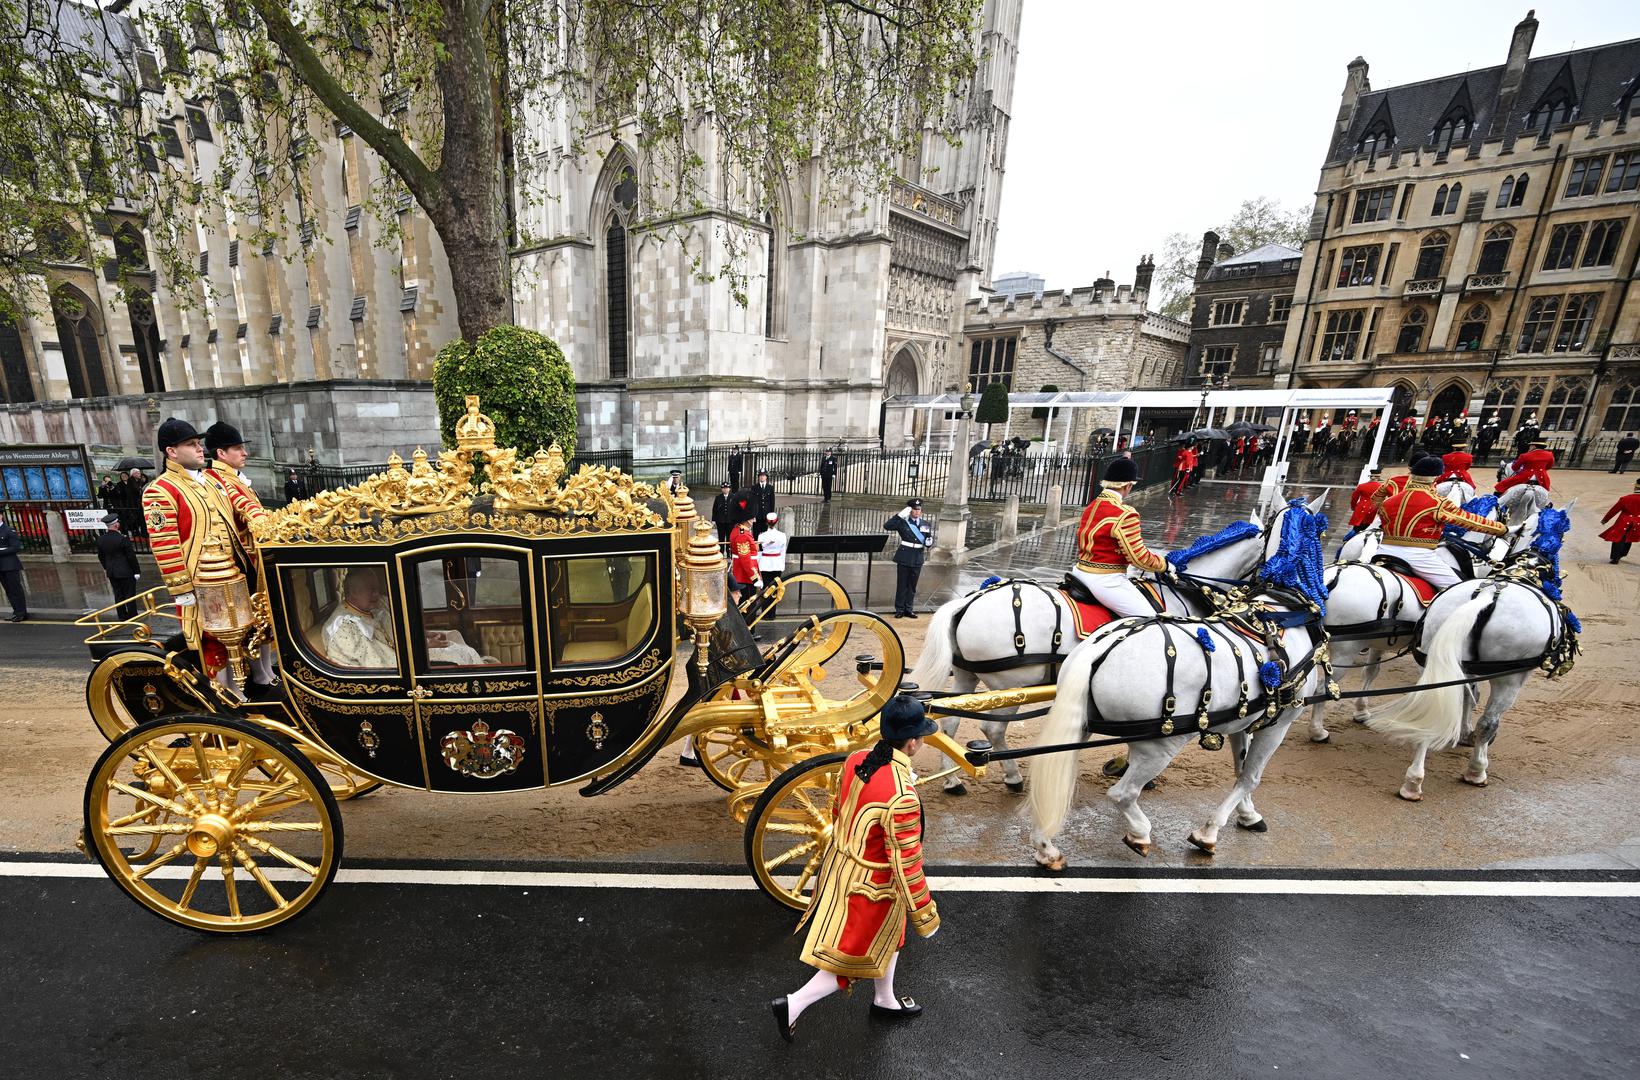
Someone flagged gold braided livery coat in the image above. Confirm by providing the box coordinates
[796,748,940,982]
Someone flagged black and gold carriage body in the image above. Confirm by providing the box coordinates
[262,516,675,793]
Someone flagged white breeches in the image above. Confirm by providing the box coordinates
[1068,568,1154,617]
[1376,543,1462,588]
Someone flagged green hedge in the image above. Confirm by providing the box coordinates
[432,325,577,455]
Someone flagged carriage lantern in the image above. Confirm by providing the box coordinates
[191,530,257,684]
[680,518,728,677]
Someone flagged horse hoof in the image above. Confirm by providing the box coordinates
[1102,755,1128,779]
[1236,817,1268,833]
[1186,832,1217,855]
[1122,835,1151,858]
[1457,734,1476,748]
[1398,784,1424,802]
[944,782,968,797]
[1004,779,1026,794]
[1352,714,1368,724]
[1310,731,1330,744]
[1461,772,1488,787]
[1035,853,1067,872]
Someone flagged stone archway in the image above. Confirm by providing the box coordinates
[880,343,922,447]
[1430,382,1470,423]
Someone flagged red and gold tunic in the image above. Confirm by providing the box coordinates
[1347,479,1385,529]
[729,522,759,585]
[1496,447,1555,493]
[141,461,248,598]
[203,462,269,554]
[1600,492,1640,544]
[1439,450,1475,487]
[1075,491,1167,574]
[798,747,939,982]
[1379,479,1506,548]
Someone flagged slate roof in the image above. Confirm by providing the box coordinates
[1212,242,1302,269]
[1329,35,1640,162]
[24,1,139,65]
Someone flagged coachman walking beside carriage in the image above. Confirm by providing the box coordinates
[1376,457,1505,588]
[772,695,941,1041]
[1070,458,1168,618]
[1600,479,1640,563]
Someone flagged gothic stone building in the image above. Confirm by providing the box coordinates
[512,0,1022,464]
[0,1,459,478]
[949,259,1191,449]
[1278,12,1640,448]
[1186,235,1301,389]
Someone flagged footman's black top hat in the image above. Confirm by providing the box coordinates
[156,417,199,451]
[1411,456,1443,477]
[879,694,938,741]
[1103,458,1139,483]
[204,420,246,453]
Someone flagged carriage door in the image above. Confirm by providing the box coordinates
[401,546,544,792]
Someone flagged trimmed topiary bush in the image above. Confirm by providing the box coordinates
[1031,384,1059,420]
[975,381,1011,429]
[433,325,577,456]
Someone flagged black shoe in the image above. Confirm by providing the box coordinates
[906,613,919,620]
[7,613,25,622]
[771,997,795,1042]
[870,996,923,1020]
[679,752,701,768]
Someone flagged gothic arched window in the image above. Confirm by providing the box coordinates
[1396,307,1427,354]
[1414,231,1448,279]
[1455,303,1489,351]
[51,287,108,399]
[0,314,35,403]
[1476,224,1514,275]
[601,162,638,380]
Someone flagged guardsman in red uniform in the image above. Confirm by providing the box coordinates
[1440,440,1476,488]
[1171,442,1193,496]
[772,695,940,1040]
[201,421,275,685]
[1070,458,1168,617]
[1496,439,1556,494]
[1377,457,1506,588]
[142,418,257,656]
[1599,478,1640,563]
[729,509,760,603]
[1343,409,1359,433]
[1340,467,1386,542]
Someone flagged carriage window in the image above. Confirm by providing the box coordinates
[288,564,398,672]
[412,554,528,669]
[547,554,656,667]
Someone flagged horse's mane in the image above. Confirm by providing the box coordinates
[1165,519,1261,573]
[1257,499,1330,616]
[1443,493,1501,541]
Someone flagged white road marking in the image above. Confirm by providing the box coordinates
[3,860,1638,896]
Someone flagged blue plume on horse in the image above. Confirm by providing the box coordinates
[1443,493,1500,541]
[1166,519,1261,572]
[1195,627,1215,653]
[1257,498,1330,616]
[1530,506,1571,601]
[1565,608,1582,635]
[980,575,1003,589]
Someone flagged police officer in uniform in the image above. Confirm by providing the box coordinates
[884,498,932,618]
[820,450,838,502]
[1069,458,1168,617]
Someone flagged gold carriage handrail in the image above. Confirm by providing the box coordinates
[76,585,182,647]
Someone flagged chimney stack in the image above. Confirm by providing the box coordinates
[1217,242,1236,263]
[1491,10,1539,136]
[1196,231,1220,282]
[1331,57,1372,155]
[1134,254,1155,295]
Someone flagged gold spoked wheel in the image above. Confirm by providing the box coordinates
[744,750,849,911]
[696,724,777,792]
[83,715,343,933]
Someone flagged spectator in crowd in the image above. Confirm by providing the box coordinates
[96,512,141,621]
[1613,433,1639,475]
[0,517,26,622]
[285,469,304,502]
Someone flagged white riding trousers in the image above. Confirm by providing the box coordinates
[1068,567,1154,618]
[1376,542,1462,589]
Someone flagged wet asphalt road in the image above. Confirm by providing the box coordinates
[3,866,1637,1080]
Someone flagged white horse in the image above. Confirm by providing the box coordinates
[1361,505,1575,800]
[1437,477,1476,506]
[1025,502,1331,865]
[908,496,1323,794]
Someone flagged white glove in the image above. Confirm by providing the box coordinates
[175,592,196,607]
[898,508,912,519]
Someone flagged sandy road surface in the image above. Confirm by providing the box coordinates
[4,469,1638,872]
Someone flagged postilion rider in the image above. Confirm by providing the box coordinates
[1339,466,1386,545]
[1440,438,1476,489]
[771,695,941,1041]
[1374,456,1506,589]
[1496,438,1555,495]
[142,418,268,687]
[1069,458,1168,618]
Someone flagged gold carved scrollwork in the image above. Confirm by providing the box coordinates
[422,698,541,736]
[289,661,399,696]
[555,649,664,688]
[543,680,663,736]
[289,680,416,736]
[251,395,667,547]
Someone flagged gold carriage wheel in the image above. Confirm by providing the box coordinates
[744,750,850,911]
[695,724,777,793]
[83,714,343,933]
[85,648,171,743]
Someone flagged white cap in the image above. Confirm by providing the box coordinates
[766,512,778,523]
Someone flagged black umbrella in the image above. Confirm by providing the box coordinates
[1249,423,1278,432]
[1180,427,1231,441]
[1090,427,1116,437]
[115,456,154,472]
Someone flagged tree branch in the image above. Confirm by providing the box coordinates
[247,0,444,209]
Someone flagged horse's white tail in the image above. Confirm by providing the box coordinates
[1027,657,1092,846]
[904,598,960,693]
[1363,596,1489,751]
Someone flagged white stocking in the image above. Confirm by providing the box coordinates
[873,951,902,1008]
[252,645,277,685]
[786,968,840,1023]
